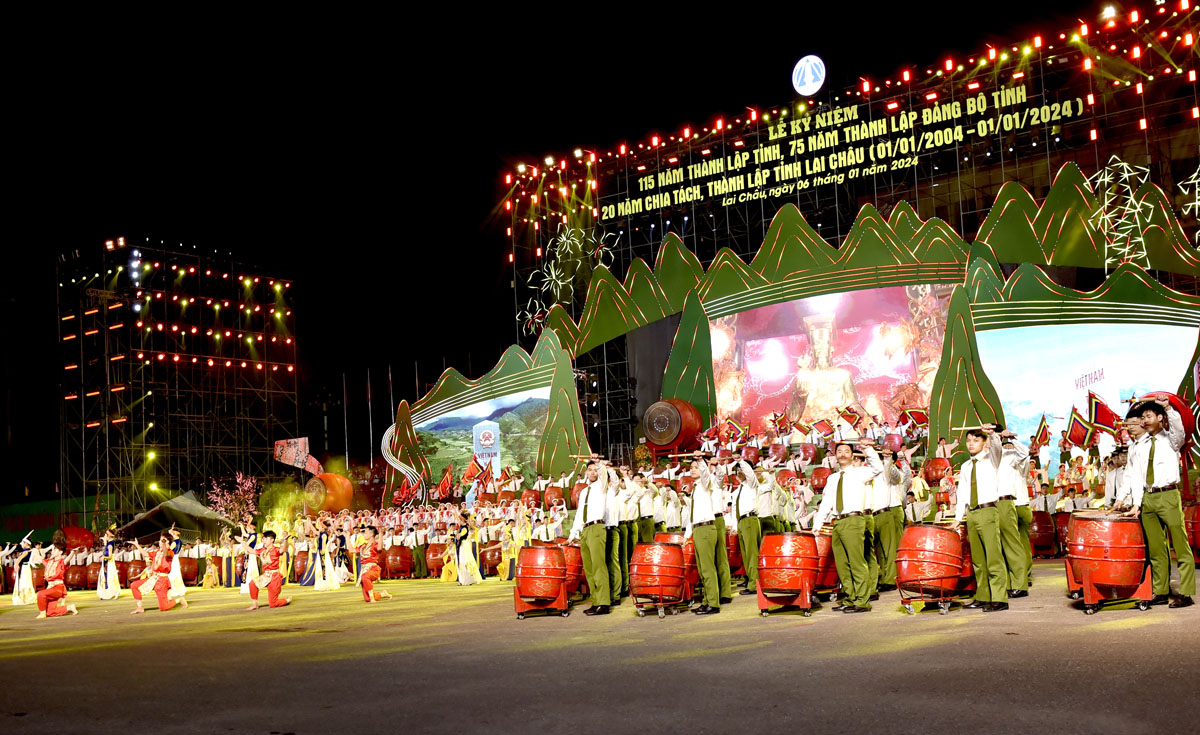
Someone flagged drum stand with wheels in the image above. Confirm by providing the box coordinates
[514,584,571,620]
[899,577,959,615]
[756,579,814,617]
[1067,562,1155,615]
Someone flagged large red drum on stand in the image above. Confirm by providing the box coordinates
[425,543,446,578]
[179,557,198,585]
[558,542,585,598]
[643,399,703,453]
[480,544,502,576]
[65,565,87,590]
[655,532,698,599]
[813,528,839,595]
[32,566,46,590]
[726,530,744,577]
[798,443,818,463]
[775,469,797,486]
[896,524,963,603]
[293,550,309,581]
[629,542,688,615]
[116,561,129,587]
[125,560,146,588]
[1053,511,1073,555]
[86,562,101,589]
[810,467,831,491]
[386,545,412,578]
[520,489,540,509]
[1030,511,1057,557]
[740,446,761,465]
[768,443,787,463]
[882,434,904,454]
[544,485,564,509]
[570,482,587,509]
[955,523,976,594]
[756,532,819,615]
[497,490,515,504]
[1185,505,1200,562]
[514,546,569,618]
[476,492,497,506]
[924,458,951,485]
[1066,511,1153,612]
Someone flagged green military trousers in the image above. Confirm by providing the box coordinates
[580,524,611,606]
[692,523,721,609]
[996,499,1027,592]
[713,515,732,599]
[1014,504,1033,589]
[737,515,762,588]
[966,506,1009,603]
[831,515,871,608]
[1140,489,1196,596]
[606,525,623,602]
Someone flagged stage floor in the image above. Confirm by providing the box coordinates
[1,558,1196,734]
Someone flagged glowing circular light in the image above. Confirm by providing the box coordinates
[792,55,826,96]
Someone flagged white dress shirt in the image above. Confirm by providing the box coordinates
[665,491,682,528]
[812,448,885,533]
[684,465,719,539]
[999,440,1030,506]
[568,474,610,539]
[953,434,1003,523]
[733,462,768,518]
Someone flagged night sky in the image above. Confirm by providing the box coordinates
[4,2,1097,498]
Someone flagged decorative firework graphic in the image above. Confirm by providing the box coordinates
[711,285,952,433]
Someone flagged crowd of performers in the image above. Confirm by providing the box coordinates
[563,394,1194,615]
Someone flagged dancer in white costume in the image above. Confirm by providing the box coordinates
[313,518,339,591]
[237,521,260,595]
[166,526,187,600]
[97,528,122,600]
[10,534,38,606]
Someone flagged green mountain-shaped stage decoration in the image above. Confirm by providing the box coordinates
[965,257,1005,304]
[927,287,1007,466]
[623,258,672,326]
[1133,181,1200,276]
[543,304,581,357]
[1038,163,1105,268]
[575,265,649,355]
[661,291,716,426]
[385,400,433,492]
[975,181,1049,264]
[836,204,918,268]
[653,233,705,313]
[910,218,970,263]
[537,339,591,485]
[887,201,923,244]
[749,204,836,280]
[696,248,770,303]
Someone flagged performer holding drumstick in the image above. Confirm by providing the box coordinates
[950,424,1009,612]
[812,440,884,613]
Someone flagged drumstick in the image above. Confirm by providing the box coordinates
[950,425,984,431]
[667,452,710,458]
[569,454,604,459]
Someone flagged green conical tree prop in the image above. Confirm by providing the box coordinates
[538,345,591,483]
[661,291,716,426]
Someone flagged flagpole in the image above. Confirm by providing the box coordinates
[342,373,350,469]
[367,367,374,472]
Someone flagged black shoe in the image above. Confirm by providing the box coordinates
[591,605,610,615]
[1169,595,1194,608]
[739,588,755,595]
[877,583,897,592]
[694,605,720,615]
[1150,594,1171,606]
[843,605,870,613]
[1008,589,1029,598]
[692,604,711,614]
[609,598,622,606]
[583,605,600,615]
[719,597,733,605]
[869,594,880,601]
[831,603,849,612]
[964,600,988,609]
[984,602,1009,612]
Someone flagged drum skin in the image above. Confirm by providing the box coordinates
[757,533,819,594]
[544,485,564,509]
[924,458,951,485]
[1030,511,1057,555]
[1066,512,1149,598]
[655,532,698,588]
[629,542,687,603]
[798,443,818,463]
[813,529,839,590]
[1054,512,1073,552]
[86,562,101,589]
[768,443,787,463]
[520,489,540,509]
[514,546,566,602]
[741,446,761,465]
[65,565,87,590]
[1185,505,1200,560]
[125,560,146,588]
[425,543,446,577]
[643,399,703,451]
[386,546,412,576]
[811,467,831,491]
[570,483,587,509]
[480,544,503,576]
[896,524,963,596]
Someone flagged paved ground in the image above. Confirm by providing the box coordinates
[1,558,1196,734]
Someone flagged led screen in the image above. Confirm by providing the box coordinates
[711,285,952,433]
[414,387,551,485]
[976,323,1196,476]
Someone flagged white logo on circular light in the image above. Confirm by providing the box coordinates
[792,55,826,96]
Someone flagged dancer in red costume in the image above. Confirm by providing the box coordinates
[36,540,80,619]
[356,526,393,603]
[244,530,291,610]
[130,535,189,614]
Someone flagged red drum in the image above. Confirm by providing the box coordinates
[757,532,820,613]
[768,443,787,463]
[677,475,696,494]
[32,566,46,590]
[5,566,14,591]
[1137,391,1195,437]
[497,491,515,504]
[896,524,963,597]
[477,492,497,506]
[386,546,412,578]
[811,467,831,490]
[530,539,555,547]
[1066,511,1153,608]
[813,528,839,592]
[716,448,734,463]
[86,562,101,589]
[655,532,698,593]
[425,543,446,577]
[642,398,703,451]
[1185,505,1200,562]
[570,483,587,509]
[65,565,88,590]
[480,544,503,576]
[798,443,818,463]
[629,542,688,606]
[882,433,904,454]
[514,546,569,617]
[293,550,309,581]
[116,561,129,587]
[179,557,198,585]
[775,469,797,486]
[544,485,564,509]
[935,491,951,506]
[1053,512,1073,554]
[726,530,744,577]
[955,524,976,593]
[520,489,540,509]
[559,543,585,597]
[126,560,146,588]
[235,555,246,583]
[924,458,951,484]
[741,446,761,465]
[1030,511,1057,557]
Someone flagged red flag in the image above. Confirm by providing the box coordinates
[1087,391,1119,437]
[1033,414,1050,447]
[838,406,863,428]
[1066,407,1095,447]
[812,419,835,438]
[724,418,748,445]
[462,455,486,482]
[497,465,513,486]
[900,408,929,428]
[436,465,452,498]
